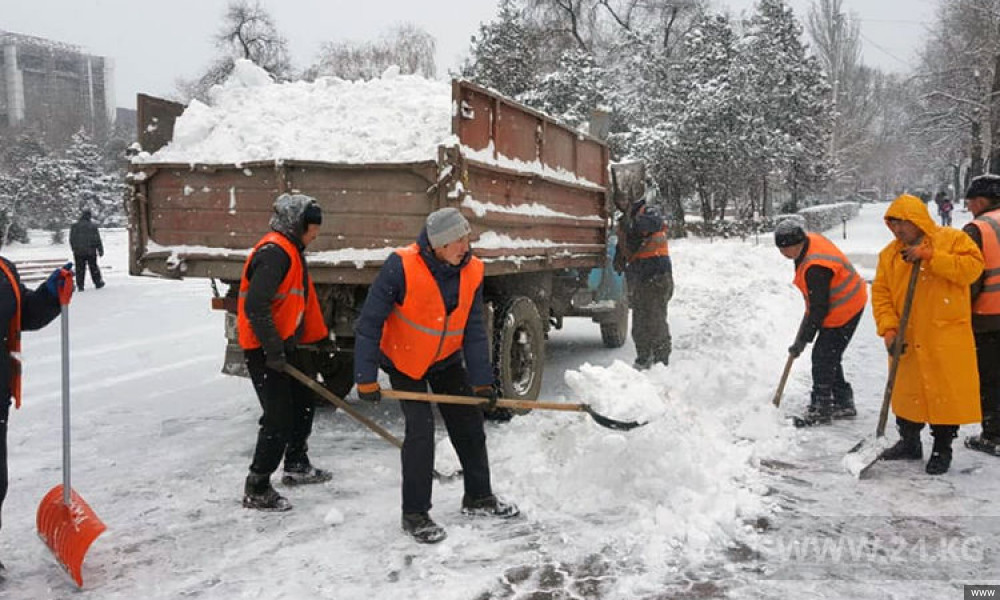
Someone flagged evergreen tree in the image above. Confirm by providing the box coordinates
[462,0,538,98]
[520,48,607,129]
[738,0,832,214]
[63,130,124,225]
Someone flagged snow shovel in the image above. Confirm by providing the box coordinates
[36,281,106,587]
[284,365,403,449]
[772,316,808,408]
[843,260,920,478]
[383,389,647,431]
[283,365,461,479]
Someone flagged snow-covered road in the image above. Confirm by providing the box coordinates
[1,202,996,599]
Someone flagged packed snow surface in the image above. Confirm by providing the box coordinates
[1,203,997,599]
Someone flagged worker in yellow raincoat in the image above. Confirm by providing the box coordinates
[872,194,984,475]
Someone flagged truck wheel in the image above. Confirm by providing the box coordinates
[493,296,545,408]
[600,281,629,348]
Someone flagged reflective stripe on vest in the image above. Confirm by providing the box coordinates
[972,209,1000,315]
[793,233,868,328]
[380,244,484,380]
[0,261,23,408]
[236,232,328,349]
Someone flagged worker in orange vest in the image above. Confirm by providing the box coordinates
[354,207,519,544]
[0,259,73,569]
[613,183,672,370]
[237,194,332,512]
[774,219,867,426]
[963,175,1000,455]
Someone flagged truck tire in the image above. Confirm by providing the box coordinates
[600,281,629,348]
[492,296,545,408]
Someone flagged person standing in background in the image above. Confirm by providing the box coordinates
[69,209,104,291]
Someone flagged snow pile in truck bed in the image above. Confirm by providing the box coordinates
[134,60,456,165]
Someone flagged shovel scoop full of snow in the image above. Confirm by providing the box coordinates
[842,436,895,478]
[36,484,106,587]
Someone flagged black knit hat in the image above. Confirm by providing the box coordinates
[774,218,807,248]
[965,174,1000,201]
[303,202,323,226]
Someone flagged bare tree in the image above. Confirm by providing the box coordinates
[176,0,292,102]
[216,0,292,80]
[305,23,436,81]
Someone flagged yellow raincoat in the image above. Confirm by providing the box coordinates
[872,194,984,424]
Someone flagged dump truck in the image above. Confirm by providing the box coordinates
[127,76,628,402]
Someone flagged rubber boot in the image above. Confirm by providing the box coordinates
[243,473,292,512]
[926,427,956,475]
[831,384,857,419]
[882,419,923,460]
[401,512,447,544]
[461,494,521,519]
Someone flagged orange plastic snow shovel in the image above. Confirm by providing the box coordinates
[37,273,105,587]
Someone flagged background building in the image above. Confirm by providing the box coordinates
[0,29,115,146]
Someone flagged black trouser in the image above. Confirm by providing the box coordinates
[629,271,673,365]
[387,361,492,514]
[975,330,1000,438]
[810,309,862,409]
[245,348,318,476]
[73,252,103,289]
[896,416,958,448]
[0,398,9,533]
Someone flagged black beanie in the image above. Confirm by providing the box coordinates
[303,202,323,226]
[774,218,807,248]
[965,175,1000,202]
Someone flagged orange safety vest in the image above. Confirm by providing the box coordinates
[380,244,484,380]
[619,205,670,263]
[0,261,22,408]
[794,233,868,328]
[237,232,328,349]
[971,208,1000,316]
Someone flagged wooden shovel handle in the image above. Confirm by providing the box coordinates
[875,260,921,437]
[383,389,587,413]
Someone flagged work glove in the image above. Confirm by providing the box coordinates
[357,382,381,404]
[884,329,907,357]
[901,241,931,263]
[264,339,295,372]
[264,349,287,372]
[473,384,499,409]
[97,248,104,257]
[787,338,807,359]
[45,262,75,305]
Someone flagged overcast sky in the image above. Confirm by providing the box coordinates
[0,0,934,109]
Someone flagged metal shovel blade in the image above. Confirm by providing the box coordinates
[842,436,894,479]
[37,484,106,587]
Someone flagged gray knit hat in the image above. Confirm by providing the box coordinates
[425,207,471,248]
[774,218,807,248]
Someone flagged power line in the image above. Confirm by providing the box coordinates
[858,30,914,68]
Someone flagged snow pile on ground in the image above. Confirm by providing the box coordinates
[135,60,456,165]
[462,235,800,594]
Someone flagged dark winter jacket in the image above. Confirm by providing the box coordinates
[616,200,672,282]
[0,258,61,403]
[242,230,311,359]
[792,237,834,344]
[69,215,103,256]
[353,228,492,387]
[963,222,1000,332]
